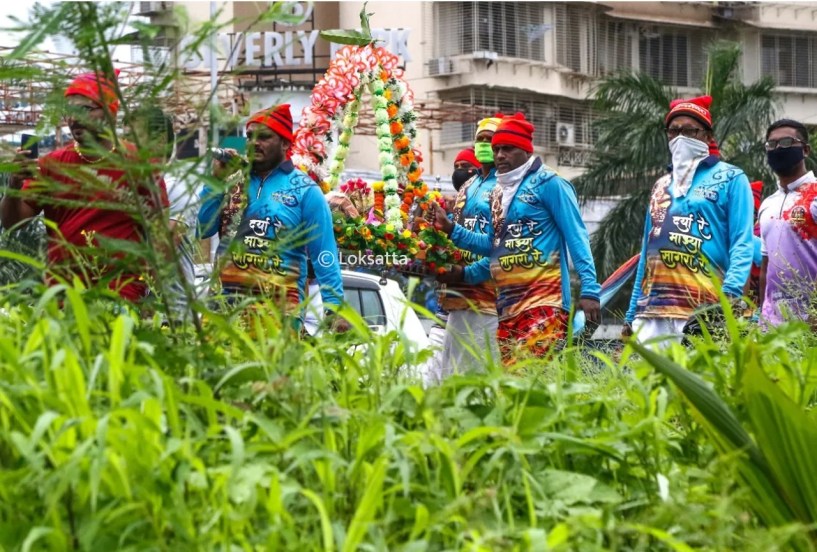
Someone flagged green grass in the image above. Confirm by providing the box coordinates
[0,281,815,551]
[1,3,816,549]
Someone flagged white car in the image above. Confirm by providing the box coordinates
[303,270,431,354]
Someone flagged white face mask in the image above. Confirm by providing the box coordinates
[669,136,710,198]
[669,135,709,164]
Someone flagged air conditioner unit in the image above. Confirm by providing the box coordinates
[136,1,169,15]
[556,122,575,147]
[427,57,456,77]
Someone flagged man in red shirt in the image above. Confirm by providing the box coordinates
[0,70,168,301]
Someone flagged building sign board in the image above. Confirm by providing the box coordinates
[178,28,411,71]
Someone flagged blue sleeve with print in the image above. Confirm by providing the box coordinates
[197,184,224,239]
[450,223,493,257]
[302,185,344,306]
[463,255,491,284]
[752,235,762,267]
[626,210,651,323]
[542,176,601,301]
[722,173,754,298]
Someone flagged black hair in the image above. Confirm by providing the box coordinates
[766,118,809,143]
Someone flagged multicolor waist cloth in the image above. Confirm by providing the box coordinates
[496,305,568,364]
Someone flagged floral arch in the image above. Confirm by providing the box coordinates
[291,44,456,273]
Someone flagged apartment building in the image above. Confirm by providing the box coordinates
[131,1,817,187]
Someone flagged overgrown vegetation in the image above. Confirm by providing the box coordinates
[1,274,817,550]
[1,3,816,551]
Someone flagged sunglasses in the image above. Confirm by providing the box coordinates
[665,126,707,139]
[764,137,806,151]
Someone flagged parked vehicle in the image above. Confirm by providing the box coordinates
[303,270,431,354]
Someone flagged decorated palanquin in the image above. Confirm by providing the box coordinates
[290,39,457,275]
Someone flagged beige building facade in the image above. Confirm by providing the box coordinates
[134,1,817,186]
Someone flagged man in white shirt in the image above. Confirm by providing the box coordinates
[758,118,817,328]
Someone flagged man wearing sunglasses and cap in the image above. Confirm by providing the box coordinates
[623,96,754,346]
[197,104,344,330]
[758,118,817,329]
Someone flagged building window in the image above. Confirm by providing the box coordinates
[597,20,632,76]
[555,4,596,75]
[432,2,547,62]
[553,7,631,77]
[438,88,595,167]
[762,34,814,88]
[638,28,707,87]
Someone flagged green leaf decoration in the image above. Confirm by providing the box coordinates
[319,29,374,46]
[359,1,374,36]
[320,2,376,46]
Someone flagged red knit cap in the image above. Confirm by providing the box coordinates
[491,112,534,154]
[454,147,481,168]
[665,95,713,130]
[246,104,293,142]
[64,69,121,115]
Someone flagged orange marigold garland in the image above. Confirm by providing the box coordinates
[292,43,456,272]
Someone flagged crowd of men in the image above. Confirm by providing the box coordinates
[2,71,816,371]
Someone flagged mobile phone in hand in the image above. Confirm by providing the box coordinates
[20,133,38,159]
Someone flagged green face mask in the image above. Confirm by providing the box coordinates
[474,142,494,164]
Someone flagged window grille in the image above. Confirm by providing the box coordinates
[431,2,547,62]
[762,34,816,88]
[438,88,595,163]
[553,7,632,77]
[637,27,708,87]
[554,4,596,75]
[597,19,632,76]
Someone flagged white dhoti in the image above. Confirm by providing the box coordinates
[632,317,686,350]
[417,323,447,386]
[439,310,499,378]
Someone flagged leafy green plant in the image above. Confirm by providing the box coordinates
[631,307,817,549]
[0,4,814,552]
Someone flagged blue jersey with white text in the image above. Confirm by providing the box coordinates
[451,158,600,321]
[625,158,754,322]
[198,160,343,311]
[441,169,497,315]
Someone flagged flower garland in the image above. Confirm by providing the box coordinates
[371,180,385,222]
[327,96,361,190]
[370,74,403,229]
[291,43,457,272]
[292,45,393,176]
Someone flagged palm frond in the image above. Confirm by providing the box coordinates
[715,79,778,145]
[704,40,742,99]
[575,71,673,198]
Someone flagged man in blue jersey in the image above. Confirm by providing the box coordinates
[434,113,601,363]
[623,96,754,345]
[434,118,503,375]
[197,104,344,328]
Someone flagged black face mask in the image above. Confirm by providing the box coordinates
[767,146,805,177]
[452,168,477,191]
